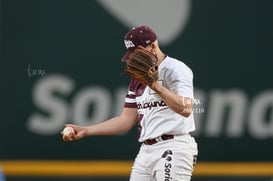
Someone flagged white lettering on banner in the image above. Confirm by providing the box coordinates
[28,74,126,135]
[97,0,191,45]
[71,86,111,126]
[27,75,74,135]
[27,74,273,139]
[248,91,273,139]
[204,90,247,137]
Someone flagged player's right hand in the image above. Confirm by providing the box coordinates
[61,124,87,141]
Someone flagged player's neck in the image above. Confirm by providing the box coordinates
[157,51,166,65]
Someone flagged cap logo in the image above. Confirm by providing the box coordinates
[124,40,135,49]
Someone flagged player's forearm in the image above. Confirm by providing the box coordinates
[85,116,132,136]
[151,82,192,117]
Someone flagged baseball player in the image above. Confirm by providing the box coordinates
[62,26,198,181]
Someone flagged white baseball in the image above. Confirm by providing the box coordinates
[62,126,75,136]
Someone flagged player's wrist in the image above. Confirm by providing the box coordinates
[149,81,162,92]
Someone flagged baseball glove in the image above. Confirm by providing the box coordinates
[125,46,158,86]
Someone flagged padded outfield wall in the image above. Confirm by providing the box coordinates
[1,0,273,180]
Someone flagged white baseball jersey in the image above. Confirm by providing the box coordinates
[124,56,195,142]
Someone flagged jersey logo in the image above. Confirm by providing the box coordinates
[162,150,173,181]
[137,100,167,110]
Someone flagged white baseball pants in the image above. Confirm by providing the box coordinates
[129,134,198,181]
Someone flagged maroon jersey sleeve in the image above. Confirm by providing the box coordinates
[124,79,138,108]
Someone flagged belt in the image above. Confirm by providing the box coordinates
[144,135,174,145]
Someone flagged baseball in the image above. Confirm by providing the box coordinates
[62,126,75,136]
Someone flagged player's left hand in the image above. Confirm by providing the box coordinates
[125,46,158,86]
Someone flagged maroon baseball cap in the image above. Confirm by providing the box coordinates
[122,26,157,61]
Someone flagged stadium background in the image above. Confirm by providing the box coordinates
[1,0,273,180]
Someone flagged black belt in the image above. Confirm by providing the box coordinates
[144,135,174,145]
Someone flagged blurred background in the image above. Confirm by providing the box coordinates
[1,0,273,180]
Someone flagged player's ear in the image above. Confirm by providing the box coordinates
[150,41,159,55]
[151,42,157,50]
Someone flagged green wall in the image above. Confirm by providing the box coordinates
[1,0,273,163]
